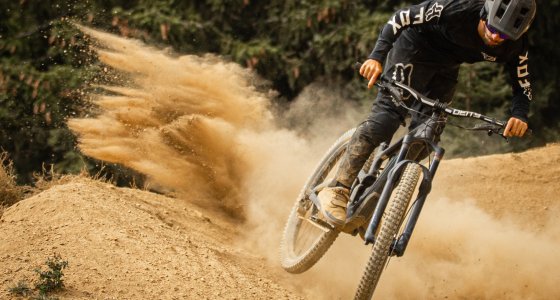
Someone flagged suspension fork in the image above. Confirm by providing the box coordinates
[363,133,417,245]
[387,112,448,255]
[391,145,444,257]
[363,133,445,247]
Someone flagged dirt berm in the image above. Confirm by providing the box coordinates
[1,144,559,299]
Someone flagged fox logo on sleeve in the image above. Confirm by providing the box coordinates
[388,1,445,34]
[517,51,532,101]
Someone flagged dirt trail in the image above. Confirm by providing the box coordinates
[433,144,560,230]
[0,178,302,299]
[1,27,559,299]
[1,145,559,299]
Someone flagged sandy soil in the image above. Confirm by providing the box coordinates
[1,144,559,299]
[0,178,302,299]
[433,143,560,231]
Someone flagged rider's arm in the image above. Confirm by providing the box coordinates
[368,0,452,65]
[364,0,455,86]
[503,39,532,137]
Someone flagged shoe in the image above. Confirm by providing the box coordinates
[318,186,350,227]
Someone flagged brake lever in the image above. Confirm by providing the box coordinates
[486,125,536,142]
[486,128,510,142]
[357,69,403,108]
[387,86,404,107]
[376,78,406,108]
[470,123,509,142]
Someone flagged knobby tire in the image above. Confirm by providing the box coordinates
[280,129,355,273]
[354,163,421,300]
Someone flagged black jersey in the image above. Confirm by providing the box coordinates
[368,0,532,121]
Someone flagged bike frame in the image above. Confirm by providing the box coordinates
[307,73,511,258]
[311,73,510,257]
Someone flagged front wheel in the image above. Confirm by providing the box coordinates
[354,163,421,299]
[280,129,355,273]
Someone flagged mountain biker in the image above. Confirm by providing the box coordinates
[319,0,537,227]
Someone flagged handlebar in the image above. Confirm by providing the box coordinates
[354,62,533,138]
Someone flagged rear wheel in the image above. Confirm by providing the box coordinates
[354,163,421,299]
[280,129,355,273]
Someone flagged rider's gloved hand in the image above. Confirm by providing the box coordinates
[360,59,383,89]
[503,117,528,137]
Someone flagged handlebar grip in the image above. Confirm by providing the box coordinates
[354,62,363,70]
[354,61,387,88]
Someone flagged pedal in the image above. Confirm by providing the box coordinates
[297,215,334,232]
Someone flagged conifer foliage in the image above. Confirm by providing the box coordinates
[0,0,558,181]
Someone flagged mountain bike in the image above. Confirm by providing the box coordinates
[280,63,520,299]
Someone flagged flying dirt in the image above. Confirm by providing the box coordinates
[1,27,559,299]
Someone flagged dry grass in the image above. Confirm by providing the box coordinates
[0,152,23,208]
[32,163,126,194]
[1,153,97,216]
[1,151,145,219]
[31,164,86,193]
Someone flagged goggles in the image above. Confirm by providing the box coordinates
[485,21,510,40]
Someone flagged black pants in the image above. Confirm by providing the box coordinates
[335,41,460,187]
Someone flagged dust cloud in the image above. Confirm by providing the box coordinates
[70,27,560,299]
[69,26,274,216]
[373,199,560,299]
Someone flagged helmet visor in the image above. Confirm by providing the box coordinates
[485,21,510,40]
